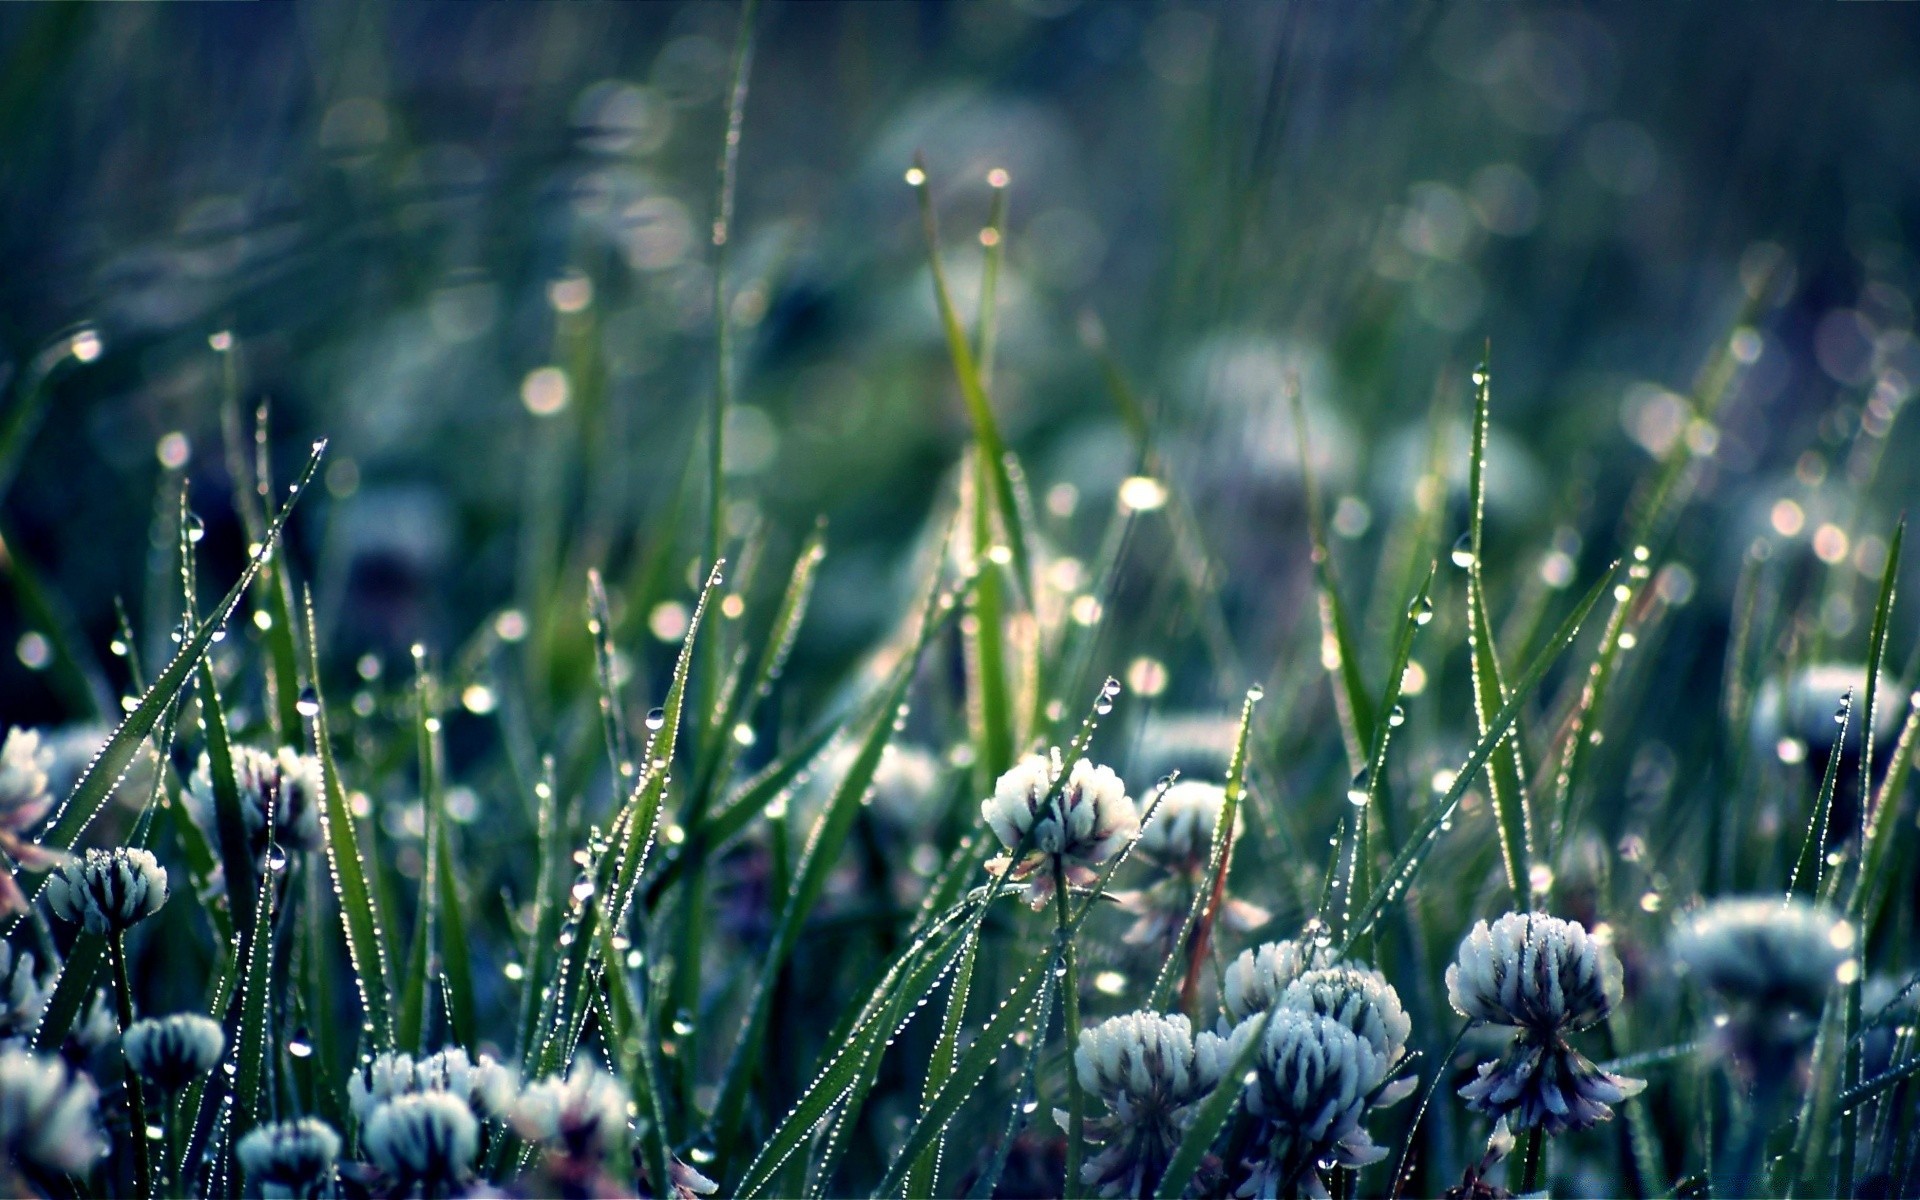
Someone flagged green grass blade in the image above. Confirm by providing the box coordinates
[1847,519,1903,920]
[1154,1003,1276,1199]
[6,443,323,943]
[1148,687,1260,1012]
[1789,685,1850,901]
[400,659,444,1054]
[199,660,260,939]
[1291,380,1375,766]
[230,852,277,1145]
[30,932,104,1052]
[1546,565,1642,868]
[1344,563,1616,950]
[911,161,1034,601]
[709,572,959,1159]
[303,586,396,1049]
[1464,360,1535,905]
[904,923,982,1199]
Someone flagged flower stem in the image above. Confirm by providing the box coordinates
[108,931,156,1200]
[1053,855,1084,1200]
[1518,1126,1546,1194]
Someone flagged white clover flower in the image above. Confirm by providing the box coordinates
[1236,1008,1387,1199]
[0,1047,107,1174]
[0,730,54,835]
[45,847,168,934]
[0,730,64,918]
[1135,781,1230,871]
[1447,912,1619,1034]
[69,990,117,1058]
[1073,1012,1221,1197]
[514,1061,630,1161]
[1280,965,1415,1103]
[670,1158,721,1198]
[0,944,48,1044]
[1447,912,1642,1134]
[982,751,1139,908]
[123,1012,225,1091]
[1222,937,1338,1027]
[349,1047,517,1126]
[236,1116,341,1199]
[1672,896,1854,1076]
[1671,897,1851,1016]
[1116,782,1269,948]
[364,1091,479,1188]
[189,746,326,857]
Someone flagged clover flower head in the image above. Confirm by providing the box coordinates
[190,745,325,857]
[1671,897,1852,1016]
[982,751,1139,908]
[0,1047,106,1174]
[0,730,53,835]
[1448,912,1641,1134]
[1280,965,1414,1098]
[45,847,168,934]
[0,943,48,1044]
[123,1012,225,1091]
[514,1061,630,1161]
[1135,781,1230,872]
[670,1158,721,1198]
[348,1051,419,1124]
[1236,1008,1388,1198]
[1222,936,1338,1027]
[1672,896,1854,1075]
[69,989,117,1058]
[1073,1011,1219,1197]
[1446,912,1619,1034]
[364,1091,479,1187]
[236,1116,341,1199]
[415,1047,519,1121]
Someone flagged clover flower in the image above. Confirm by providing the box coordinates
[45,847,168,934]
[67,990,117,1060]
[363,1091,479,1190]
[1221,936,1338,1027]
[1280,966,1416,1105]
[982,750,1140,909]
[670,1158,721,1198]
[1235,1008,1388,1199]
[0,730,65,918]
[1672,897,1854,1078]
[1116,781,1268,947]
[0,944,48,1045]
[1073,1011,1225,1197]
[123,1012,224,1091]
[515,1061,630,1162]
[0,1046,107,1175]
[189,746,325,858]
[236,1116,341,1199]
[348,1047,518,1126]
[1447,912,1642,1134]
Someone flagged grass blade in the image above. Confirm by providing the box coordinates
[199,660,260,939]
[1291,380,1375,767]
[1344,563,1616,950]
[1847,519,1903,921]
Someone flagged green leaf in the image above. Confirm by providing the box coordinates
[1788,683,1849,901]
[199,660,259,938]
[230,852,278,1144]
[1848,519,1905,923]
[31,932,104,1053]
[1154,1004,1275,1199]
[1292,382,1375,767]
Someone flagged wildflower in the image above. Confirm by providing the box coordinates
[188,746,326,857]
[0,1046,107,1175]
[0,729,65,917]
[1446,912,1642,1134]
[1235,1008,1388,1199]
[45,847,168,934]
[123,1013,225,1091]
[1221,935,1338,1026]
[670,1158,721,1198]
[1116,781,1268,947]
[1073,1011,1222,1197]
[363,1091,479,1190]
[236,1116,341,1199]
[1671,896,1853,1077]
[1280,965,1416,1104]
[348,1047,518,1125]
[515,1061,630,1161]
[66,990,118,1060]
[0,944,48,1044]
[982,750,1139,909]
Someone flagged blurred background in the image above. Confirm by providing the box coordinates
[1,0,1915,728]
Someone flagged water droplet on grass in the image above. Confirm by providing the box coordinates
[296,687,320,717]
[645,707,666,731]
[1450,533,1477,569]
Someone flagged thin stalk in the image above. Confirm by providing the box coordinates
[1517,1126,1545,1194]
[1053,854,1084,1200]
[108,931,156,1199]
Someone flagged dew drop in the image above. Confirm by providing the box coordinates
[1410,595,1434,626]
[645,707,667,731]
[267,845,288,872]
[1450,533,1477,569]
[1388,705,1406,727]
[1247,684,1266,703]
[288,1028,313,1058]
[296,686,320,717]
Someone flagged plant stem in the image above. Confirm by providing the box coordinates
[1054,855,1084,1200]
[108,931,155,1200]
[1517,1126,1546,1194]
